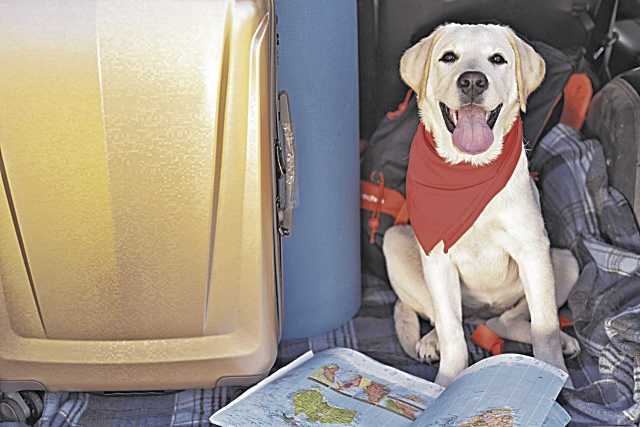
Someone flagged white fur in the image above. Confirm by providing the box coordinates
[400,24,544,166]
[384,23,579,387]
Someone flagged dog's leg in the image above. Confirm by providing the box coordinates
[501,233,567,373]
[384,226,439,362]
[393,300,421,359]
[394,300,442,363]
[498,206,577,375]
[550,248,579,306]
[486,299,580,358]
[486,318,581,357]
[393,298,441,364]
[488,248,581,357]
[416,328,440,364]
[551,248,581,357]
[420,243,467,386]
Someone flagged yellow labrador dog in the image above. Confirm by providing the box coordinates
[383,23,580,386]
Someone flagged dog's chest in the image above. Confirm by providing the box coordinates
[447,177,526,316]
[450,224,523,315]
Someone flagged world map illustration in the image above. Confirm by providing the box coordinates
[307,363,425,421]
[210,349,569,427]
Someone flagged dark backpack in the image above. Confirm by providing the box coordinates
[360,41,581,281]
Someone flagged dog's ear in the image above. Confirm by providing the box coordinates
[400,27,444,99]
[506,29,545,113]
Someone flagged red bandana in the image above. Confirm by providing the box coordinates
[406,117,523,254]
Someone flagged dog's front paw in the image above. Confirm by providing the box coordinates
[561,332,581,358]
[415,330,440,364]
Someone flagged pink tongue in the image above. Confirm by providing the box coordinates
[452,105,493,154]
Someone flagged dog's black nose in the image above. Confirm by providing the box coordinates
[457,71,488,98]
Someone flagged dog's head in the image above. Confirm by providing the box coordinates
[400,23,545,166]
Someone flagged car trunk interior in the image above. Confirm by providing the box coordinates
[3,1,640,425]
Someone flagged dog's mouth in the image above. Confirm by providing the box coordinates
[439,102,503,155]
[439,102,502,133]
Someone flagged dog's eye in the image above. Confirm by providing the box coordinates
[439,51,458,63]
[489,53,507,65]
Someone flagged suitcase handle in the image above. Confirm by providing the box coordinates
[276,91,297,236]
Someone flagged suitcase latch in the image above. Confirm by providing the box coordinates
[276,91,297,236]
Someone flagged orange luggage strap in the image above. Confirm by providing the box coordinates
[559,314,574,329]
[395,201,410,225]
[386,89,414,120]
[559,73,593,130]
[361,173,410,243]
[472,324,504,356]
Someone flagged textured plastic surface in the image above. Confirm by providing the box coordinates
[277,0,361,339]
[0,0,278,391]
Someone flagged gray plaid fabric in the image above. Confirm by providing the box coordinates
[531,124,640,426]
[4,124,636,426]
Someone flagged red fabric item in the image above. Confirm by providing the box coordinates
[407,117,523,253]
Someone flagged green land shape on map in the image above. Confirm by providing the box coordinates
[292,389,357,425]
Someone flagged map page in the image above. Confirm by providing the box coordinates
[414,354,569,426]
[543,402,572,426]
[210,347,443,426]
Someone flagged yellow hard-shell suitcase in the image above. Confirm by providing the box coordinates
[0,0,291,395]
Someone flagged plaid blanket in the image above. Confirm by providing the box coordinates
[531,124,640,426]
[6,124,637,426]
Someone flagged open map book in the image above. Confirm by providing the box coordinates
[210,348,570,426]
